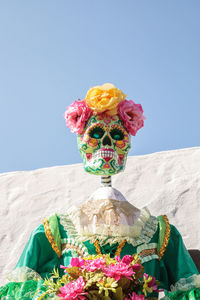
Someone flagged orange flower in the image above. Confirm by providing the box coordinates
[85,83,126,115]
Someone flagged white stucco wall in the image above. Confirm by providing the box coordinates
[0,147,200,285]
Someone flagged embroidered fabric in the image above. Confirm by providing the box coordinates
[137,242,159,263]
[170,274,200,292]
[59,202,158,247]
[6,266,42,282]
[61,238,89,256]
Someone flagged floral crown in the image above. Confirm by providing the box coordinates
[64,83,145,136]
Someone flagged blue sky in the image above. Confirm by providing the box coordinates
[0,0,200,173]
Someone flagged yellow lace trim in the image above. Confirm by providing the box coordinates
[94,239,126,256]
[43,218,62,258]
[158,215,170,260]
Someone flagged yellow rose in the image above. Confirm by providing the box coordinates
[85,83,126,115]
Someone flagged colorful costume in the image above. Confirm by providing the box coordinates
[1,84,199,299]
[0,208,199,299]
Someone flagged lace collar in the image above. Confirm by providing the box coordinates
[59,200,158,247]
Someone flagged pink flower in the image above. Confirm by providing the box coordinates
[121,255,134,265]
[125,291,145,300]
[104,262,134,281]
[58,276,87,300]
[83,257,106,272]
[69,258,85,268]
[64,100,93,134]
[131,263,141,271]
[115,255,141,271]
[115,255,121,262]
[117,100,145,136]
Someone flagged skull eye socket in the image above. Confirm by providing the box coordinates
[89,126,105,139]
[110,128,124,141]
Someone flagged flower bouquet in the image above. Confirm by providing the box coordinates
[39,254,159,300]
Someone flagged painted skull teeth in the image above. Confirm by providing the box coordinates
[93,149,118,161]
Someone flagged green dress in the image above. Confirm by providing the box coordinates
[0,209,199,300]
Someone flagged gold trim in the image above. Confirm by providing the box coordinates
[94,239,102,255]
[43,218,62,258]
[115,240,126,256]
[94,239,126,256]
[158,215,171,260]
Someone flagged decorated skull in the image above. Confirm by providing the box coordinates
[77,114,131,175]
[64,83,145,176]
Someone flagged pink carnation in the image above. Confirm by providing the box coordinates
[83,257,106,272]
[58,276,87,300]
[117,100,145,136]
[64,100,92,134]
[69,257,85,268]
[121,255,134,265]
[131,263,141,271]
[104,262,134,281]
[115,255,141,271]
[125,291,145,300]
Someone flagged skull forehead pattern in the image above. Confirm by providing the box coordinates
[77,114,131,176]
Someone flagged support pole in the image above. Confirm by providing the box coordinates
[101,176,112,187]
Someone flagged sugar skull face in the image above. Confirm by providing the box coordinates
[77,114,131,175]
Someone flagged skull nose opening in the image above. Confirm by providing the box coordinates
[102,135,112,146]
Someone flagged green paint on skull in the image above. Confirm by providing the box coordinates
[77,114,131,175]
